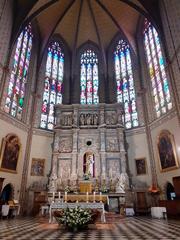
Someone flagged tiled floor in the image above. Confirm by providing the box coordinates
[1,216,180,239]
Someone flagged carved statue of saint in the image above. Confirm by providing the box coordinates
[93,114,98,125]
[80,114,85,125]
[86,113,91,125]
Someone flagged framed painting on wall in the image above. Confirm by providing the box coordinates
[157,130,179,172]
[0,134,21,173]
[31,158,45,176]
[135,158,146,175]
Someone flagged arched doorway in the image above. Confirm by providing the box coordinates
[83,152,95,177]
[0,183,13,204]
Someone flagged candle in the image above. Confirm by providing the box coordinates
[86,192,89,203]
[100,192,102,202]
[53,192,55,200]
[109,168,112,179]
[65,191,67,202]
[58,191,61,199]
[93,191,96,202]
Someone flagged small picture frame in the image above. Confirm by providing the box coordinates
[135,158,146,175]
[31,158,45,176]
[0,134,21,173]
[157,130,179,172]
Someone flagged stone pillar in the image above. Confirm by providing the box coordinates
[99,105,105,127]
[71,129,79,178]
[50,153,58,178]
[99,128,106,178]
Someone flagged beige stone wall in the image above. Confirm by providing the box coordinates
[150,115,180,189]
[0,118,28,200]
[160,0,180,100]
[126,130,151,188]
[27,132,53,188]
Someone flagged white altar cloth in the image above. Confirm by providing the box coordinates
[125,208,135,216]
[151,207,167,219]
[49,202,106,223]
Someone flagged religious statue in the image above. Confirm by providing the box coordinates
[115,173,127,193]
[80,114,85,125]
[84,154,94,178]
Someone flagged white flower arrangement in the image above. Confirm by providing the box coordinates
[56,207,92,230]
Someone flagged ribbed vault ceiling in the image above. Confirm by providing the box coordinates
[14,0,159,56]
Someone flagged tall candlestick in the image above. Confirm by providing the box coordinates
[93,191,96,202]
[53,192,55,200]
[86,192,89,203]
[109,168,112,179]
[65,191,67,202]
[100,192,102,202]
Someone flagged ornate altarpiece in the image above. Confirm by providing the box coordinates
[49,103,128,191]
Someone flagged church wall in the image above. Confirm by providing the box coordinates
[160,0,180,100]
[0,0,13,65]
[0,118,28,200]
[27,133,53,189]
[25,133,53,214]
[150,114,180,191]
[126,130,151,188]
[0,0,13,91]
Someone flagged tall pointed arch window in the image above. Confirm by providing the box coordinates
[143,19,172,117]
[40,41,64,130]
[4,23,33,120]
[114,40,138,129]
[80,49,99,104]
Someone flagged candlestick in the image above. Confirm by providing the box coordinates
[58,191,61,199]
[109,168,112,179]
[65,191,67,203]
[93,191,96,202]
[53,192,55,200]
[100,192,102,202]
[86,192,89,203]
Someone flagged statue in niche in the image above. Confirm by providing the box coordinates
[86,113,92,125]
[59,138,72,153]
[83,152,95,178]
[93,114,98,125]
[80,114,85,125]
[115,173,128,193]
[67,114,73,125]
[106,112,117,125]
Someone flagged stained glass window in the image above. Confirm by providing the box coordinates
[40,41,64,130]
[143,19,172,118]
[80,49,99,104]
[4,24,33,120]
[114,40,138,129]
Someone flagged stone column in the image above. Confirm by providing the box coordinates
[99,128,106,178]
[50,153,58,178]
[71,129,79,178]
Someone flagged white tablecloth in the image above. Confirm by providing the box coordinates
[151,207,167,219]
[49,202,106,223]
[125,208,135,216]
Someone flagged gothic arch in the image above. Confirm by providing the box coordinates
[35,34,71,129]
[72,40,106,104]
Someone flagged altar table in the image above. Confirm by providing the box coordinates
[49,202,106,223]
[151,207,167,219]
